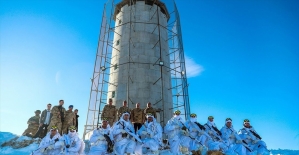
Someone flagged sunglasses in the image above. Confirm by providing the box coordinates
[226,118,232,121]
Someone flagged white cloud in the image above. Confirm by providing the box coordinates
[185,56,204,78]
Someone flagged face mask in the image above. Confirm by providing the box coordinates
[174,115,181,120]
[190,118,197,122]
[68,131,76,138]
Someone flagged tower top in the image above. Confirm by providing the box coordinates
[113,0,170,21]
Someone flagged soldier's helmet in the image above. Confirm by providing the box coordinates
[123,110,130,115]
[190,113,197,117]
[69,125,77,131]
[146,113,153,118]
[102,117,109,122]
[174,110,181,115]
[35,110,41,114]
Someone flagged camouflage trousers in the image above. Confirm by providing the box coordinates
[107,118,115,127]
[62,123,74,134]
[48,119,62,135]
[22,126,38,136]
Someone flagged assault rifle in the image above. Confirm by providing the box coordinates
[194,122,206,130]
[212,125,222,136]
[228,128,252,152]
[104,134,114,153]
[249,130,262,140]
[117,121,142,143]
[31,138,59,155]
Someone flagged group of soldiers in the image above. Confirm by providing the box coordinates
[29,98,269,155]
[22,100,79,139]
[88,99,269,155]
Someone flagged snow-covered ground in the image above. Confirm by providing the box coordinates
[0,132,298,155]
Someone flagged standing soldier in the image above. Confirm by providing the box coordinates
[33,103,52,138]
[101,98,117,127]
[48,100,66,135]
[62,105,76,134]
[74,109,79,132]
[144,102,156,118]
[22,110,41,137]
[130,103,144,133]
[117,100,130,120]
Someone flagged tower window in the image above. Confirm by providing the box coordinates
[116,39,120,46]
[119,20,122,24]
[112,91,115,98]
[114,64,118,70]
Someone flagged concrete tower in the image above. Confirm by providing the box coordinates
[84,0,190,139]
[108,0,173,123]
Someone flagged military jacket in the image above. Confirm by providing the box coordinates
[144,107,157,118]
[64,110,76,126]
[51,105,66,122]
[117,106,130,119]
[27,115,40,127]
[130,108,144,123]
[101,105,117,122]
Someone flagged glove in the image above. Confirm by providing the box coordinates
[191,128,197,132]
[174,125,180,129]
[182,126,187,131]
[246,135,251,139]
[120,129,126,134]
[54,138,59,142]
[236,140,242,144]
[47,144,54,150]
[98,135,105,141]
[208,131,213,135]
[229,134,235,139]
[141,131,148,135]
[66,144,70,148]
[252,140,259,144]
[150,132,154,138]
[198,130,205,135]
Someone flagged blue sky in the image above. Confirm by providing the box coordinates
[1,0,298,150]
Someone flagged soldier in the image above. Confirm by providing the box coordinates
[48,100,66,135]
[22,110,41,137]
[220,118,246,155]
[31,126,63,155]
[111,112,136,155]
[185,113,210,155]
[204,116,228,153]
[101,98,117,127]
[62,105,76,134]
[130,103,144,133]
[136,113,163,155]
[33,103,53,138]
[164,110,191,155]
[144,102,156,118]
[238,119,269,155]
[74,109,79,132]
[89,118,114,155]
[117,100,130,120]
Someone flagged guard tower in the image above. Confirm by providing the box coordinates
[84,0,190,140]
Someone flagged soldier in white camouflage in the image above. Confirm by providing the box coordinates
[48,100,66,135]
[117,100,130,120]
[101,98,117,127]
[62,105,76,134]
[144,102,157,119]
[22,110,41,137]
[130,103,144,133]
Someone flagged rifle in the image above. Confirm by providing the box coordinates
[205,124,222,141]
[63,134,70,153]
[228,128,252,152]
[249,130,262,140]
[104,134,114,153]
[194,122,206,130]
[212,125,222,136]
[31,138,59,155]
[117,121,143,143]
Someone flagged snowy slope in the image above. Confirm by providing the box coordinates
[0,132,298,155]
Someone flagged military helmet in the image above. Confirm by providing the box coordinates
[174,110,181,115]
[69,126,77,131]
[35,110,41,113]
[102,117,109,122]
[190,113,197,117]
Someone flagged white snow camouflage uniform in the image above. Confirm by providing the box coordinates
[111,112,136,154]
[164,115,191,154]
[220,124,246,155]
[88,125,113,155]
[204,120,228,152]
[31,131,62,155]
[135,115,162,154]
[61,131,83,155]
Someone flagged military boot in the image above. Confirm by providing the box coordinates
[191,150,197,155]
[196,150,202,155]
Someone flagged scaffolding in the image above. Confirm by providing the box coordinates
[83,0,190,140]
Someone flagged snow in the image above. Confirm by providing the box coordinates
[0,131,298,155]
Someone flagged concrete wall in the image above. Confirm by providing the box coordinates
[108,1,173,124]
